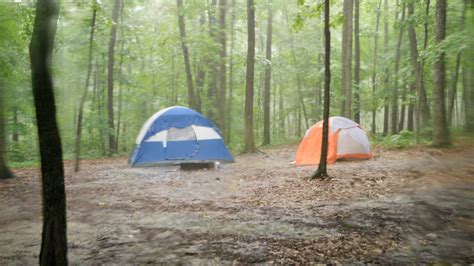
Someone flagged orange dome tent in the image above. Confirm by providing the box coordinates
[295,116,372,165]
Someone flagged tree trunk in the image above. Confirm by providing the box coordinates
[206,0,219,122]
[398,86,406,131]
[312,0,331,179]
[382,0,390,136]
[107,0,120,155]
[448,52,462,127]
[279,85,285,136]
[177,0,199,111]
[262,0,273,145]
[226,0,236,143]
[407,0,430,135]
[12,107,19,142]
[341,0,353,118]
[29,0,67,263]
[115,2,125,152]
[195,14,207,113]
[447,1,466,127]
[244,0,256,153]
[371,0,382,133]
[432,0,450,146]
[353,0,361,123]
[407,83,415,131]
[74,0,97,172]
[391,2,406,134]
[217,0,227,136]
[0,81,13,180]
[283,8,309,129]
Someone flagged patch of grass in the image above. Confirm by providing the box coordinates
[9,160,39,169]
[373,131,430,150]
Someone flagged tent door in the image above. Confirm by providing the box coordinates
[164,126,199,160]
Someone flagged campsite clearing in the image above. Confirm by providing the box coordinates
[0,144,473,264]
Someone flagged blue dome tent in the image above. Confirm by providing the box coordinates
[129,106,234,166]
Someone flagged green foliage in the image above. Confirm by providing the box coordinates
[0,0,471,166]
[375,131,428,149]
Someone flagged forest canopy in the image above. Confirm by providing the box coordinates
[0,0,472,166]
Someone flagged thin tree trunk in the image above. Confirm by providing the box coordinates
[432,0,450,146]
[382,0,390,136]
[354,0,361,123]
[244,0,256,153]
[398,85,406,131]
[408,0,430,137]
[407,83,415,131]
[279,85,285,136]
[107,0,120,155]
[115,2,125,151]
[341,0,353,118]
[283,7,309,129]
[170,48,176,105]
[217,0,227,135]
[296,108,301,137]
[29,0,67,263]
[0,81,13,180]
[195,14,207,113]
[226,0,236,143]
[371,0,382,133]
[74,0,97,172]
[447,1,466,127]
[177,0,199,110]
[207,0,219,121]
[391,2,406,134]
[448,52,462,127]
[312,0,331,179]
[11,107,19,142]
[262,0,273,145]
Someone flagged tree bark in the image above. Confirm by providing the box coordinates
[177,0,199,111]
[195,14,207,113]
[74,0,97,172]
[432,0,450,146]
[464,0,474,132]
[226,0,236,143]
[353,0,361,123]
[206,0,219,122]
[407,0,430,134]
[382,0,390,136]
[29,0,67,263]
[407,83,415,131]
[12,107,19,142]
[391,2,406,134]
[217,0,227,135]
[279,86,285,136]
[107,0,120,155]
[312,0,331,179]
[341,0,353,118]
[283,8,309,129]
[115,1,125,152]
[371,0,382,133]
[447,1,466,127]
[262,0,273,145]
[244,0,256,153]
[0,81,13,180]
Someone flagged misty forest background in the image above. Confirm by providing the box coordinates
[0,0,473,168]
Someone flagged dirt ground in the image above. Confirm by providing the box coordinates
[0,143,473,264]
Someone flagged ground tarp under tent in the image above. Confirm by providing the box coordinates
[295,116,372,165]
[129,106,234,167]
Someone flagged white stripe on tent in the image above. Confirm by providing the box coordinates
[144,126,221,143]
[192,126,221,140]
[146,130,168,142]
[135,106,184,144]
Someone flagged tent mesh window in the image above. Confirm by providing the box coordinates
[167,126,197,141]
